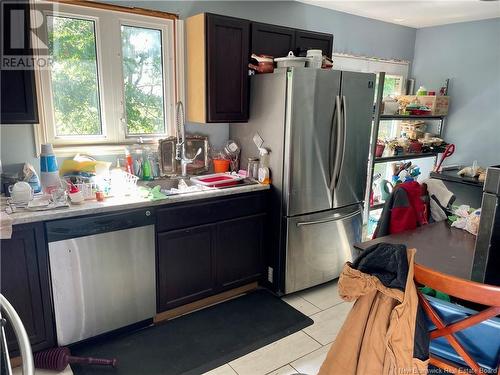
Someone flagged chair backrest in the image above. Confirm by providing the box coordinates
[414,263,500,375]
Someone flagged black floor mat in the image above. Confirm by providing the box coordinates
[71,289,313,375]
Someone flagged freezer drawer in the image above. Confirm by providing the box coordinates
[285,205,362,294]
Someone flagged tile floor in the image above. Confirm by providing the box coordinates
[14,280,350,375]
[204,279,350,375]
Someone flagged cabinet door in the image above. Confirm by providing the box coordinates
[0,2,38,124]
[216,214,265,290]
[206,14,250,122]
[295,30,333,57]
[157,224,216,312]
[0,223,55,356]
[251,22,295,58]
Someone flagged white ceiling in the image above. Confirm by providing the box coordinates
[297,0,500,28]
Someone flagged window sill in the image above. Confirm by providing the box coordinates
[51,143,158,158]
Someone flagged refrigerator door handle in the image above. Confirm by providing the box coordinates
[328,96,338,182]
[296,208,361,227]
[333,96,347,190]
[330,95,342,191]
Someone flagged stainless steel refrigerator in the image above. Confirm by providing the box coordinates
[230,68,375,294]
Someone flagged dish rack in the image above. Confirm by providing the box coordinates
[75,182,98,200]
[109,170,139,196]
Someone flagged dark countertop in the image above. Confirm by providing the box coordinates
[430,168,483,188]
[354,221,476,280]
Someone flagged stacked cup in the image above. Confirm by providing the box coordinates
[40,144,60,194]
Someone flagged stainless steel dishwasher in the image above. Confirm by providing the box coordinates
[46,208,156,346]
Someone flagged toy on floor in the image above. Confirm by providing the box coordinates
[34,347,117,371]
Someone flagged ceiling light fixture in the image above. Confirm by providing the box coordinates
[394,18,406,22]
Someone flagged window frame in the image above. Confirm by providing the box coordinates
[34,0,179,156]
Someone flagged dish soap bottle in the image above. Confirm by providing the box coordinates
[257,148,271,185]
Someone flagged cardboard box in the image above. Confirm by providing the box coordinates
[399,95,449,116]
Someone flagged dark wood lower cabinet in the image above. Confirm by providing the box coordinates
[156,193,267,313]
[216,214,265,289]
[0,223,55,356]
[157,224,216,311]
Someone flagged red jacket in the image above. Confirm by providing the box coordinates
[374,181,427,238]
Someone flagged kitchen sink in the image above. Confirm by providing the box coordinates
[145,177,207,195]
[145,175,258,195]
[147,177,196,191]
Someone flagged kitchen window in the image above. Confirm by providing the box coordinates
[35,1,179,155]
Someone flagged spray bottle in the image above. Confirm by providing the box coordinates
[257,148,271,185]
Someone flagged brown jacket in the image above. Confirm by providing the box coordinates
[318,244,429,375]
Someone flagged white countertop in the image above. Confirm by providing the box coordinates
[2,183,269,225]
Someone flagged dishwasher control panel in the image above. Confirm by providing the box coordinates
[46,208,155,242]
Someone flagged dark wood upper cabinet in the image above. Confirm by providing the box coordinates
[251,22,295,58]
[294,29,333,57]
[0,223,55,356]
[187,13,250,123]
[0,2,39,124]
[186,12,334,124]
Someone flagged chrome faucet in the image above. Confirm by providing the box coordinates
[175,101,202,177]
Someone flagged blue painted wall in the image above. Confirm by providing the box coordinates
[412,18,500,167]
[1,1,417,171]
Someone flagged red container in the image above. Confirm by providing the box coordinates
[375,143,385,157]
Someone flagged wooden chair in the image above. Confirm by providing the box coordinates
[414,263,500,375]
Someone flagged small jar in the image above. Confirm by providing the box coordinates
[247,157,259,179]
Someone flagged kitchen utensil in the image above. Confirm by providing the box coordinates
[75,182,97,200]
[382,96,399,115]
[95,191,105,202]
[305,49,322,68]
[213,158,230,173]
[34,347,117,371]
[224,139,241,173]
[375,142,385,157]
[247,157,259,179]
[274,51,307,68]
[248,54,274,73]
[434,143,455,172]
[51,188,67,205]
[8,181,33,205]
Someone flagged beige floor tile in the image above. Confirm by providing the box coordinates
[229,331,321,375]
[202,364,238,375]
[302,302,352,345]
[265,364,298,375]
[297,280,344,310]
[282,294,321,316]
[290,345,330,375]
[12,366,73,375]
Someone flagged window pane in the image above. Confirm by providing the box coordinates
[121,25,165,135]
[47,16,102,136]
[383,75,403,97]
